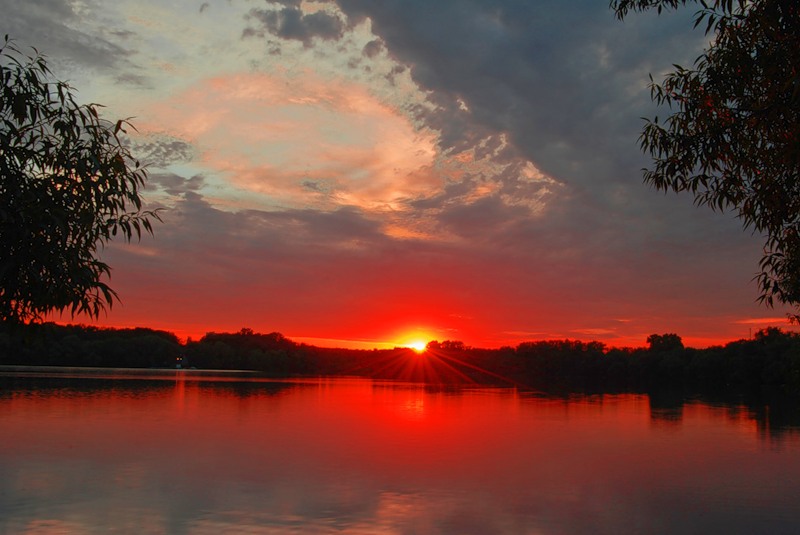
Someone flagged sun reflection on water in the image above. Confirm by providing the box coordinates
[1,374,800,534]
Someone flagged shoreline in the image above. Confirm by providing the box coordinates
[0,364,260,378]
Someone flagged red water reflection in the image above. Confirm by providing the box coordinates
[1,374,799,534]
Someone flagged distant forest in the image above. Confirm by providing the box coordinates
[2,323,800,395]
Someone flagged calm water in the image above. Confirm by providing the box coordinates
[1,372,800,534]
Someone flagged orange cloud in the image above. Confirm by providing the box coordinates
[140,71,441,210]
[733,317,791,325]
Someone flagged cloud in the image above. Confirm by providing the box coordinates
[147,173,206,197]
[734,317,790,325]
[572,328,617,337]
[438,194,530,241]
[136,71,448,211]
[330,1,710,216]
[127,1,562,244]
[131,136,195,168]
[362,39,384,58]
[318,0,776,307]
[245,5,345,46]
[0,0,135,71]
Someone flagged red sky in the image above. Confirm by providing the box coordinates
[14,0,797,349]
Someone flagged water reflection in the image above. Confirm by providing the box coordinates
[1,373,799,534]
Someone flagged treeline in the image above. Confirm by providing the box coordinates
[0,323,181,368]
[502,330,800,393]
[185,328,312,375]
[2,323,800,393]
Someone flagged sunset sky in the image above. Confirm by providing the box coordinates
[3,0,796,348]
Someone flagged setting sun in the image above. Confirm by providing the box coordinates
[407,340,428,353]
[392,328,436,353]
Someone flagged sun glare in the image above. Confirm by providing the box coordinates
[408,340,427,353]
[394,329,434,353]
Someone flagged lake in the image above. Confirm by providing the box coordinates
[1,371,799,534]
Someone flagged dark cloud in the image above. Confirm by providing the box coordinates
[0,0,136,71]
[333,1,701,193]
[149,193,385,259]
[147,173,206,197]
[302,180,325,193]
[301,179,336,195]
[362,39,383,58]
[329,0,759,293]
[131,137,195,168]
[114,72,150,87]
[409,179,479,211]
[438,195,530,240]
[246,6,345,46]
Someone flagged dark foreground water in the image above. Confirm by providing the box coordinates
[1,371,799,534]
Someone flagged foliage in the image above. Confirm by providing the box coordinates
[646,333,684,352]
[425,340,468,351]
[0,36,159,323]
[611,1,800,315]
[0,322,181,368]
[186,328,304,374]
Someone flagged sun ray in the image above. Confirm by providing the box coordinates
[433,351,523,387]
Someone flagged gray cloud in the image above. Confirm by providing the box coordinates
[329,0,760,291]
[0,0,136,72]
[362,39,383,58]
[246,6,345,46]
[147,173,206,197]
[438,195,530,240]
[131,137,195,168]
[334,0,701,184]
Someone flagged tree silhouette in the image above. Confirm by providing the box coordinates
[646,333,684,352]
[612,1,800,316]
[0,37,159,323]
